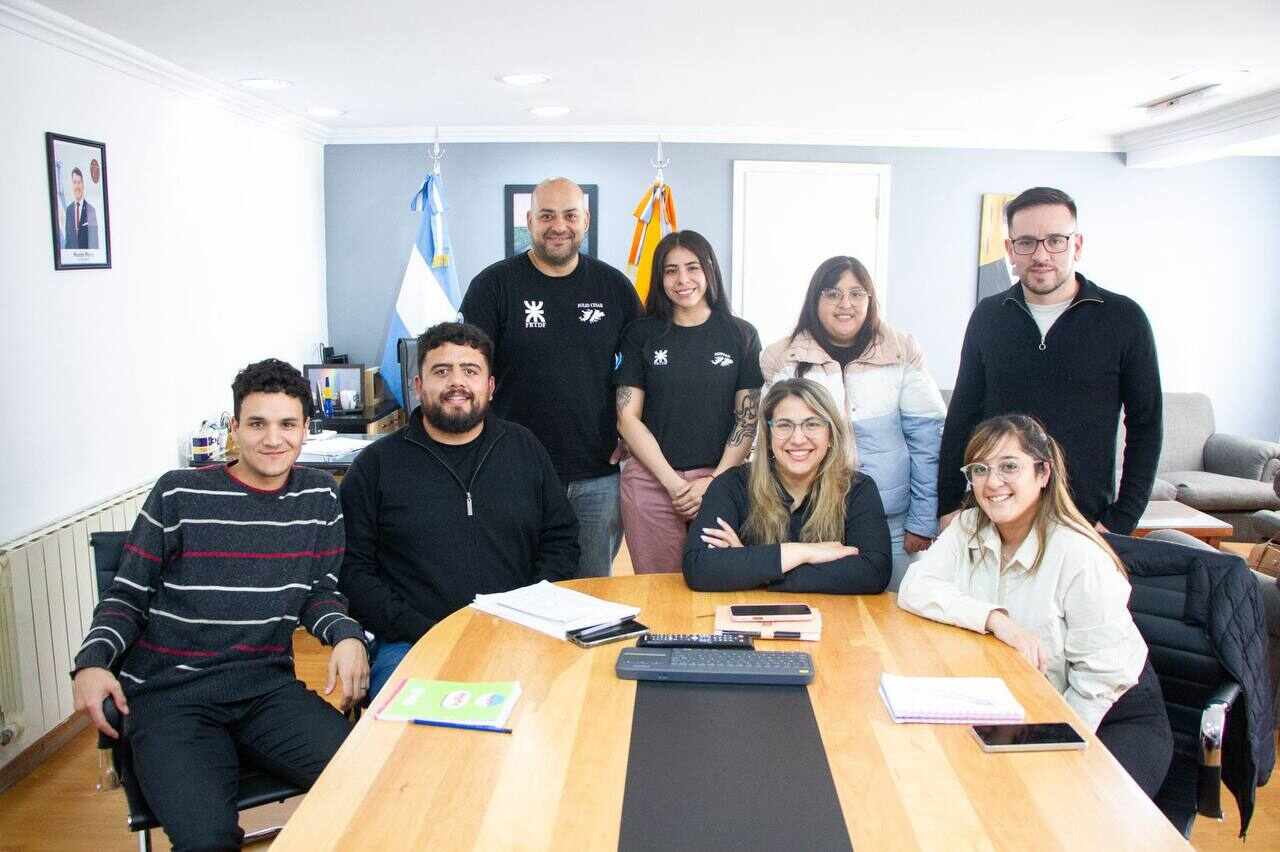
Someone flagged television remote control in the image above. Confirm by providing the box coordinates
[636,632,755,650]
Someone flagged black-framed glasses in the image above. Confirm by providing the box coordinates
[770,417,829,438]
[1009,233,1075,255]
[960,458,1041,484]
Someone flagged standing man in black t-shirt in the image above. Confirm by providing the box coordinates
[461,178,641,577]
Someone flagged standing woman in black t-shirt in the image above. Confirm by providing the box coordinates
[613,230,765,573]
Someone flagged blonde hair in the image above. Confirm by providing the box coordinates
[960,415,1125,575]
[742,379,853,545]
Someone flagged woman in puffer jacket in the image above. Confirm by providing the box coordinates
[761,256,946,590]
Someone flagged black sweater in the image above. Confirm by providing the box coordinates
[339,410,579,643]
[682,466,892,593]
[938,275,1162,534]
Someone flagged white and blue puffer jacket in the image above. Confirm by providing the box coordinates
[761,325,946,538]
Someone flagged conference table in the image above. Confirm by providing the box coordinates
[273,575,1189,851]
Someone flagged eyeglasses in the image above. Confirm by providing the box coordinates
[960,458,1041,484]
[1009,233,1075,255]
[819,287,869,304]
[769,417,829,438]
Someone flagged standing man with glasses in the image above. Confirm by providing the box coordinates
[461,178,641,577]
[937,187,1162,536]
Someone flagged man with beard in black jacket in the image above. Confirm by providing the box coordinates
[340,322,579,697]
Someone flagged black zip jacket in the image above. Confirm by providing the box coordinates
[938,275,1162,533]
[1106,533,1275,836]
[683,465,892,593]
[339,410,579,643]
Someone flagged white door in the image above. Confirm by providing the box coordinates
[731,161,890,350]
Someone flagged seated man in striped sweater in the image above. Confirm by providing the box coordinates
[70,358,369,852]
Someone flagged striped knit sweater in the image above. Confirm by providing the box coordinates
[72,463,366,699]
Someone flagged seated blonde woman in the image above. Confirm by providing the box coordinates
[898,414,1173,797]
[682,378,892,593]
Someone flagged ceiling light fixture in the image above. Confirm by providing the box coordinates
[238,78,293,91]
[529,106,571,118]
[499,73,552,87]
[307,107,346,118]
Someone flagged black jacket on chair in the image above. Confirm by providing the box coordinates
[1106,533,1275,834]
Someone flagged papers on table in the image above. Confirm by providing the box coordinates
[471,580,641,640]
[297,435,372,462]
[879,672,1025,724]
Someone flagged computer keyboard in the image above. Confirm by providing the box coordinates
[615,647,814,686]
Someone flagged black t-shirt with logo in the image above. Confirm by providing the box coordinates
[461,252,641,482]
[613,312,764,470]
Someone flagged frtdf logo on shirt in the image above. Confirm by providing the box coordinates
[653,350,668,366]
[711,352,734,366]
[523,300,546,328]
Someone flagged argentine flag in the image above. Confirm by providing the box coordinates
[379,174,463,407]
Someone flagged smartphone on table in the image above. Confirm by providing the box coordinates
[971,723,1086,752]
[567,619,649,648]
[727,603,813,622]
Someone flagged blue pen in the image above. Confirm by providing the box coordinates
[412,718,513,734]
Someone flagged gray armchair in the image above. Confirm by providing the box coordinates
[1122,393,1280,540]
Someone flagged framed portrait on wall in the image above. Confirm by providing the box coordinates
[46,132,112,270]
[504,183,598,259]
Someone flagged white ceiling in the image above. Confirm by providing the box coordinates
[29,0,1280,153]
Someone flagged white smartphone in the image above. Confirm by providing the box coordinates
[971,723,1086,752]
[727,603,813,622]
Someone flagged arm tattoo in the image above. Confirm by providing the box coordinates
[727,390,760,447]
[615,386,634,412]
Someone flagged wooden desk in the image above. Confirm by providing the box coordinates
[273,575,1188,851]
[1135,500,1234,549]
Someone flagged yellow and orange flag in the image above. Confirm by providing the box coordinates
[626,181,678,304]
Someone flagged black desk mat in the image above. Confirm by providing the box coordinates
[619,681,852,851]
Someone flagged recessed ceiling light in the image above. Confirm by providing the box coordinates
[529,105,571,118]
[238,78,293,91]
[307,107,345,118]
[499,73,552,87]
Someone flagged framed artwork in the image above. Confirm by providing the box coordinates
[504,183,598,259]
[976,193,1015,302]
[46,132,112,270]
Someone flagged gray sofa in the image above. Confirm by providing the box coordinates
[1121,393,1280,541]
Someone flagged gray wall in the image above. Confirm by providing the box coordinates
[325,142,1280,439]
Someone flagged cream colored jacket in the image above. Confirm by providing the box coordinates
[897,510,1147,730]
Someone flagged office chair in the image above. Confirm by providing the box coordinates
[88,531,305,852]
[1107,532,1273,838]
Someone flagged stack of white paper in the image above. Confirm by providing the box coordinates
[471,580,640,640]
[879,672,1025,724]
[298,436,372,462]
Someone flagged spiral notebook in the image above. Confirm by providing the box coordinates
[878,672,1025,724]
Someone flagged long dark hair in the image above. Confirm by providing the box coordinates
[645,230,729,322]
[789,256,881,371]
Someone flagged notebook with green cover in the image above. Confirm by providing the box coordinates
[375,678,522,731]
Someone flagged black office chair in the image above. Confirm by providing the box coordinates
[1107,532,1273,838]
[88,531,305,852]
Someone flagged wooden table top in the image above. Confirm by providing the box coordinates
[1136,500,1233,531]
[273,575,1189,851]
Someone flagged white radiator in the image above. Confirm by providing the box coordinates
[0,483,152,769]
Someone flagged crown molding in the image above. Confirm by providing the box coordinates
[324,123,1118,152]
[1117,88,1280,168]
[0,0,329,144]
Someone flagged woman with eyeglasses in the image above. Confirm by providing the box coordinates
[613,230,765,573]
[682,378,892,593]
[761,256,946,591]
[898,414,1172,797]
